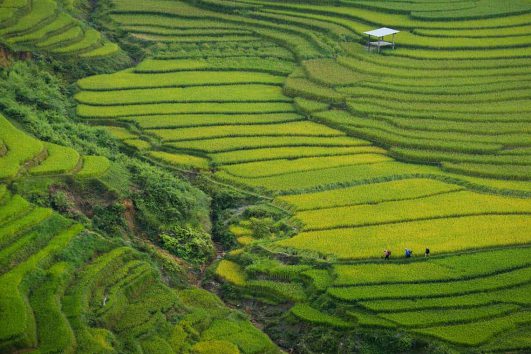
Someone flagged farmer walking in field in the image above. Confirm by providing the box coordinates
[425,247,430,257]
[384,249,391,260]
[405,248,412,258]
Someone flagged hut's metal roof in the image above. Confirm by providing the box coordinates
[364,27,400,37]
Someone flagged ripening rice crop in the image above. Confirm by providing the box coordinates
[212,146,382,165]
[328,266,531,301]
[360,283,531,312]
[127,113,303,129]
[0,193,31,224]
[52,28,101,54]
[199,318,278,353]
[246,280,307,302]
[96,126,137,140]
[191,340,239,354]
[0,207,54,248]
[222,154,391,178]
[290,304,352,328]
[381,304,518,328]
[391,147,531,166]
[413,312,531,346]
[443,162,531,180]
[277,178,462,211]
[0,114,43,179]
[7,13,73,44]
[134,57,296,75]
[77,102,296,118]
[333,247,531,286]
[302,59,364,86]
[148,151,209,169]
[217,161,440,192]
[35,27,83,49]
[0,0,56,36]
[215,260,247,286]
[277,214,531,260]
[30,143,80,176]
[80,41,119,58]
[169,136,367,153]
[284,77,345,104]
[122,139,151,150]
[76,156,111,178]
[294,190,531,230]
[77,71,285,90]
[75,84,290,105]
[147,121,345,142]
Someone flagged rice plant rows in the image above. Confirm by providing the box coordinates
[71,0,531,350]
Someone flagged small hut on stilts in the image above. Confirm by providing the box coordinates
[364,27,400,53]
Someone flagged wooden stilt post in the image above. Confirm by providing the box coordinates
[392,33,395,49]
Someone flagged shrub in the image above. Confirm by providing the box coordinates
[127,159,209,232]
[160,225,214,264]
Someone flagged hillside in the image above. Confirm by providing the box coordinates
[1,0,530,353]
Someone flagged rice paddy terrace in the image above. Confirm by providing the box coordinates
[0,0,118,57]
[72,0,531,352]
[0,109,278,352]
[0,0,530,353]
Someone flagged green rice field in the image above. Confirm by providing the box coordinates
[1,0,530,352]
[0,0,118,57]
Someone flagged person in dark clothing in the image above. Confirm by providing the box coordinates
[425,248,430,257]
[384,249,391,260]
[405,248,412,258]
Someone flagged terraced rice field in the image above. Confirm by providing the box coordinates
[0,114,108,179]
[0,108,275,353]
[0,0,118,57]
[73,0,531,351]
[0,191,276,353]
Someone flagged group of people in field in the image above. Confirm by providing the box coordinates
[383,247,429,260]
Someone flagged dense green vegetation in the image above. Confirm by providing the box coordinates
[1,0,530,353]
